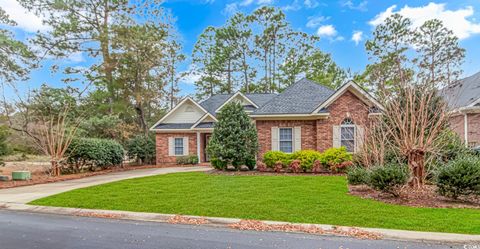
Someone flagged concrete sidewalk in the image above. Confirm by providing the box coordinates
[0,166,211,204]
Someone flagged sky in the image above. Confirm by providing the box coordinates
[2,0,480,97]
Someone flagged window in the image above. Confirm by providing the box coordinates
[279,128,293,153]
[341,118,355,153]
[174,138,184,155]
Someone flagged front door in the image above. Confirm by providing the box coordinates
[204,134,212,162]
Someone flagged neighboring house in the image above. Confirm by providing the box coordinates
[150,78,383,164]
[443,71,480,147]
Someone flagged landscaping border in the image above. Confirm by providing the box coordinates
[2,202,479,244]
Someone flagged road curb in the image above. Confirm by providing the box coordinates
[2,203,479,244]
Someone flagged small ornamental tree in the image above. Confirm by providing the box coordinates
[207,102,258,169]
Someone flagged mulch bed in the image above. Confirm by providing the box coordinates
[349,184,480,209]
[205,169,345,176]
[0,164,195,189]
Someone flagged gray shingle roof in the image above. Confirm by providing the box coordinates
[442,71,480,109]
[252,78,335,114]
[194,122,215,128]
[153,123,193,129]
[199,93,277,116]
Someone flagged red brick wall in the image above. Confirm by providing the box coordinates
[256,120,317,158]
[316,90,370,151]
[467,113,480,147]
[449,113,480,147]
[449,114,464,142]
[155,132,197,164]
[255,90,371,158]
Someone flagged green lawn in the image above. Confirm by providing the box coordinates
[30,172,480,234]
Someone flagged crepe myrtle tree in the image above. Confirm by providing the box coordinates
[207,102,258,169]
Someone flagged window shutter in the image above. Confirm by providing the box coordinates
[168,137,174,156]
[332,126,341,148]
[294,126,301,152]
[271,127,279,151]
[183,137,189,156]
[355,125,364,153]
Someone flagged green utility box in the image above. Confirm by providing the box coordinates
[12,171,31,181]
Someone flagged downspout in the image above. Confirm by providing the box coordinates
[196,132,201,163]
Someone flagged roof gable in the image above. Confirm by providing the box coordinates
[150,97,207,131]
[312,81,383,113]
[215,92,258,112]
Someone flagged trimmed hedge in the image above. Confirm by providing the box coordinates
[436,156,480,199]
[66,138,124,169]
[176,155,199,165]
[262,147,352,172]
[291,150,322,171]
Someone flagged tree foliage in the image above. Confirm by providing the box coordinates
[207,102,258,169]
[192,6,346,99]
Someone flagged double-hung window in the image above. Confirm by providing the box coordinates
[340,118,355,153]
[174,138,184,155]
[279,128,293,153]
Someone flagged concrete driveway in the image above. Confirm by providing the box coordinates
[0,166,211,204]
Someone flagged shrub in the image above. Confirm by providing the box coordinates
[318,147,352,170]
[347,166,369,185]
[312,160,322,173]
[176,155,199,165]
[207,102,258,169]
[211,158,228,170]
[291,150,322,171]
[245,157,256,170]
[331,161,354,173]
[263,151,291,168]
[435,156,480,199]
[368,163,408,197]
[289,160,302,173]
[256,161,267,172]
[66,138,124,171]
[126,135,156,165]
[274,161,283,172]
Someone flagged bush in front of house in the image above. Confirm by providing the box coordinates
[263,151,292,168]
[435,156,480,199]
[291,150,322,171]
[346,166,369,185]
[318,147,352,171]
[207,102,259,170]
[367,163,408,197]
[66,138,124,171]
[211,158,228,170]
[176,155,199,165]
[126,135,156,165]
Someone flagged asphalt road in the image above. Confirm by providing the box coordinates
[0,210,468,249]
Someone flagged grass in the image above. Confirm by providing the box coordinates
[30,172,480,234]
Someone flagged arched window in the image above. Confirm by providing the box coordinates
[340,118,355,152]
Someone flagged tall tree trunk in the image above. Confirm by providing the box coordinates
[407,149,425,188]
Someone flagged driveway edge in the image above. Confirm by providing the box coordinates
[2,202,479,244]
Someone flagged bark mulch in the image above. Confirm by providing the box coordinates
[0,164,190,189]
[349,184,480,209]
[205,169,345,176]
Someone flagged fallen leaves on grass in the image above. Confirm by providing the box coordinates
[228,220,382,240]
[168,215,209,225]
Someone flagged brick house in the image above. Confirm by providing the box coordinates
[150,79,383,164]
[444,72,480,147]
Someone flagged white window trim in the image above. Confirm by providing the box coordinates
[278,127,294,153]
[340,123,356,153]
[174,137,184,156]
